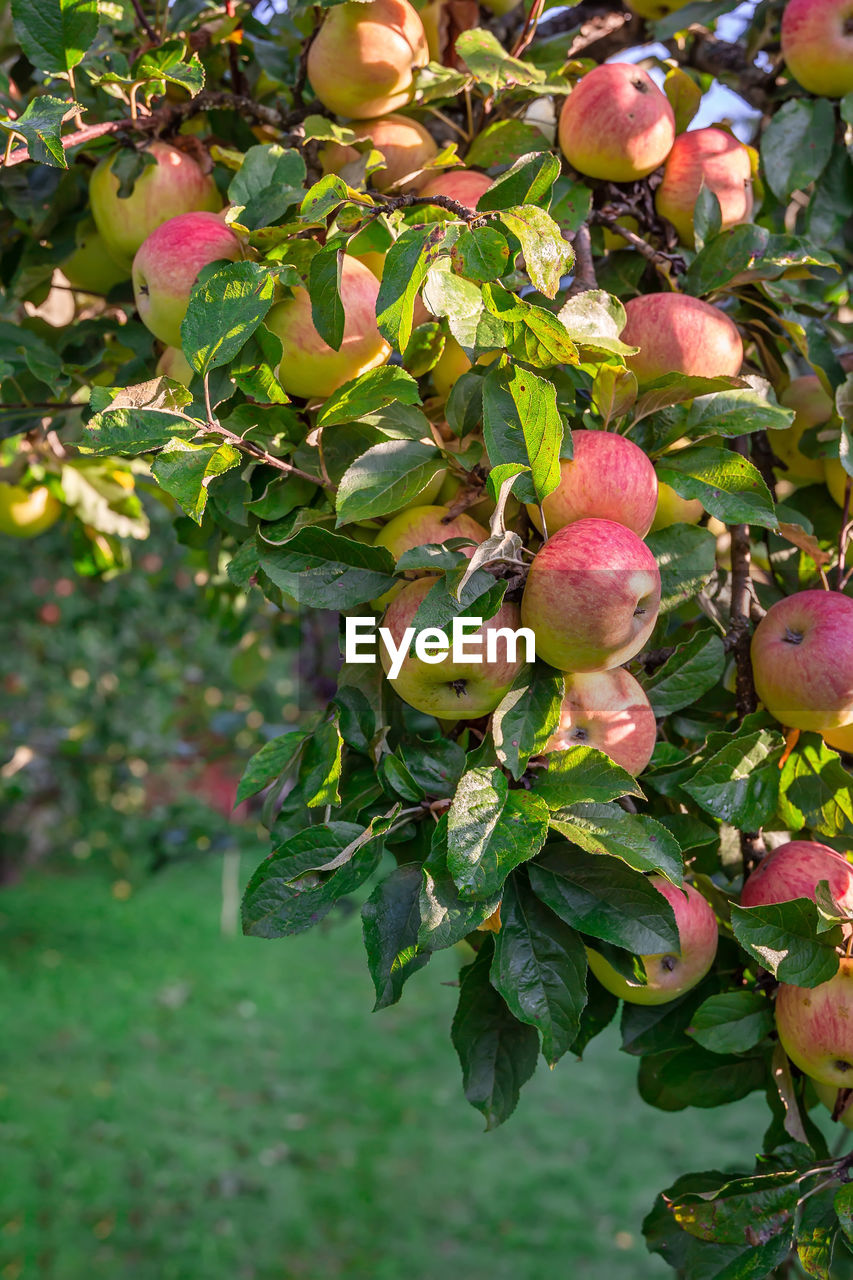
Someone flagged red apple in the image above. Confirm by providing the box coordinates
[741,841,853,913]
[321,114,438,192]
[307,0,429,119]
[417,168,494,208]
[782,0,853,99]
[558,63,675,183]
[776,957,853,1088]
[750,590,853,733]
[621,293,744,384]
[379,576,528,718]
[132,212,242,348]
[520,517,661,672]
[774,375,832,485]
[89,141,221,270]
[655,127,754,249]
[546,668,657,775]
[527,430,658,539]
[586,877,718,1005]
[265,255,391,400]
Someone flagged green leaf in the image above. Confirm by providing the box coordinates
[529,845,680,954]
[481,282,577,369]
[376,223,447,352]
[308,243,344,351]
[236,730,308,804]
[335,439,443,524]
[447,767,549,899]
[687,991,774,1055]
[132,39,205,100]
[410,569,506,633]
[301,718,343,808]
[656,446,777,530]
[557,289,634,357]
[686,389,794,439]
[638,1044,767,1111]
[761,98,835,201]
[455,28,545,93]
[259,527,396,608]
[835,1184,853,1248]
[452,225,510,284]
[682,223,837,296]
[300,172,370,220]
[150,438,241,524]
[317,366,421,428]
[492,663,564,781]
[491,874,587,1066]
[497,206,573,299]
[645,524,718,615]
[531,745,644,810]
[182,262,276,376]
[399,738,465,797]
[361,863,430,1009]
[242,823,382,938]
[796,1190,842,1280]
[482,364,563,505]
[466,120,546,168]
[477,151,561,212]
[682,729,784,829]
[451,936,540,1129]
[548,804,683,883]
[669,1170,800,1247]
[227,144,306,230]
[418,817,502,950]
[645,631,726,716]
[731,900,843,987]
[84,379,199,455]
[12,0,98,73]
[779,737,853,839]
[0,95,69,167]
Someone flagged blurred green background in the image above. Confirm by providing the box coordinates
[1,511,782,1280]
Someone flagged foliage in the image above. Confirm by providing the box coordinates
[3,0,853,1270]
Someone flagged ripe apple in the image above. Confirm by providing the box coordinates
[650,481,703,531]
[558,63,675,183]
[431,335,498,398]
[774,375,831,485]
[156,345,195,387]
[89,141,221,270]
[621,293,744,384]
[375,503,488,560]
[586,877,718,1005]
[750,590,853,733]
[776,957,853,1088]
[61,218,129,294]
[132,212,242,348]
[266,255,391,400]
[520,517,661,672]
[655,127,754,249]
[321,114,438,192]
[813,1079,853,1128]
[307,0,428,119]
[826,457,852,509]
[526,429,658,539]
[741,841,853,913]
[417,168,494,209]
[824,720,853,753]
[545,668,657,775]
[380,576,527,718]
[0,483,61,538]
[781,0,853,99]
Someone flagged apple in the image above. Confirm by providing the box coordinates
[741,841,853,913]
[750,590,853,733]
[774,375,832,485]
[826,457,852,509]
[776,957,853,1088]
[0,483,61,538]
[417,168,494,209]
[321,114,438,192]
[545,668,657,775]
[650,481,703,531]
[375,503,488,560]
[824,720,853,753]
[432,335,498,398]
[558,63,675,183]
[781,0,853,99]
[813,1079,853,1128]
[266,255,391,400]
[307,0,429,119]
[380,576,527,718]
[520,517,661,672]
[156,345,195,387]
[89,141,221,270]
[621,293,744,384]
[655,127,754,249]
[586,877,718,1005]
[61,218,129,294]
[526,430,658,539]
[132,212,242,348]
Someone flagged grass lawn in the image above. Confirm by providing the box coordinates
[1,855,774,1280]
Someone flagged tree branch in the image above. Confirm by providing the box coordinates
[564,224,596,296]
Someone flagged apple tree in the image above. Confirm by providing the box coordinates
[4,0,853,1271]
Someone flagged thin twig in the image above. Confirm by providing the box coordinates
[129,0,158,42]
